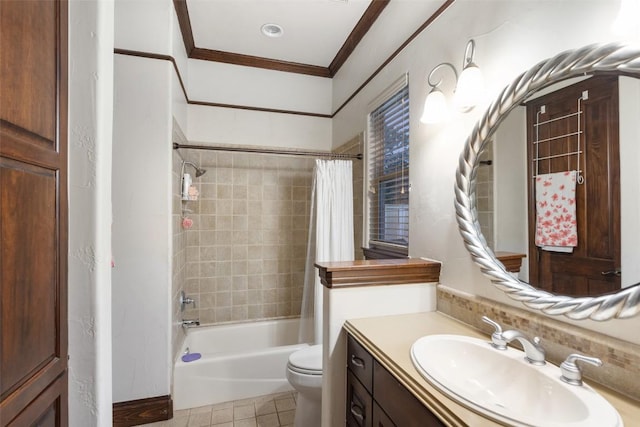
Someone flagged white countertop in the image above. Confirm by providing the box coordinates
[344,311,640,427]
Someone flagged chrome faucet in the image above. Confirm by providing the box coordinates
[481,316,546,365]
[501,329,546,365]
[181,319,200,330]
[560,353,602,386]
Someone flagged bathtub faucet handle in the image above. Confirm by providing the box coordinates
[180,290,196,311]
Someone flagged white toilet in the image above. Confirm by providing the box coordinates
[286,344,323,427]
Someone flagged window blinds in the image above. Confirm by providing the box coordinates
[367,83,410,249]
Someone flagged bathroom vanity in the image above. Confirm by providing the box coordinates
[346,333,445,427]
[344,312,640,426]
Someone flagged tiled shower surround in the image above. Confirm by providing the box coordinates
[180,149,315,325]
[174,135,365,328]
[172,129,189,359]
[476,141,494,250]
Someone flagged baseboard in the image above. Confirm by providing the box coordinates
[113,395,172,427]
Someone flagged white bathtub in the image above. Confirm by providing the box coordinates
[173,318,309,410]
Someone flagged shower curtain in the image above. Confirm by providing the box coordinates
[298,159,354,344]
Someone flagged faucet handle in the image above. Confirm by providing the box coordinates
[180,290,196,311]
[481,316,507,350]
[560,353,603,386]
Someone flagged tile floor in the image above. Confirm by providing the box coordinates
[141,392,297,427]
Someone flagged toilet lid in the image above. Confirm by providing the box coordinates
[288,344,322,374]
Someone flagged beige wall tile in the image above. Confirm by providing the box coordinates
[216,277,232,292]
[200,278,216,293]
[232,306,248,321]
[199,293,216,308]
[179,149,360,326]
[217,184,232,199]
[232,275,248,290]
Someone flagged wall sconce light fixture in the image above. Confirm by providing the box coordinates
[420,39,484,124]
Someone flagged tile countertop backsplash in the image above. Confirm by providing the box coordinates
[436,285,640,402]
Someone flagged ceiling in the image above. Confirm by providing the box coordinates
[176,0,449,78]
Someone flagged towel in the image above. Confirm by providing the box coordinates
[534,171,578,253]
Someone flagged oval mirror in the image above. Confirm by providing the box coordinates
[455,42,640,321]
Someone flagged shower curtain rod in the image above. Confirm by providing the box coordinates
[173,143,363,160]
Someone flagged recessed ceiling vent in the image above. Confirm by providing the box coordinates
[261,23,284,38]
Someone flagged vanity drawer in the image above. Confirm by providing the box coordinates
[347,335,373,393]
[372,401,395,427]
[347,369,373,427]
[373,360,445,427]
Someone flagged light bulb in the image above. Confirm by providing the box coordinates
[420,88,449,124]
[453,63,484,112]
[454,64,483,112]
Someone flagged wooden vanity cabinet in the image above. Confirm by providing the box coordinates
[346,335,446,427]
[346,334,374,426]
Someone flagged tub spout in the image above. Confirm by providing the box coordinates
[182,319,200,329]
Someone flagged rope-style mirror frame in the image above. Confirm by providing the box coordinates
[455,42,640,321]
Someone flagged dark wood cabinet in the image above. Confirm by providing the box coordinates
[372,401,395,427]
[346,335,446,427]
[346,370,372,427]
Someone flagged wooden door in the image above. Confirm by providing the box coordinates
[526,76,620,296]
[0,0,69,425]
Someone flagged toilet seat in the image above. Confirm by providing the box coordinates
[287,344,322,375]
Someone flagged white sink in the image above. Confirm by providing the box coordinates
[410,334,622,427]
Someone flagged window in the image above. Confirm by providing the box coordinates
[366,77,410,256]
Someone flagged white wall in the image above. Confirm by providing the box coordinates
[114,0,173,55]
[184,46,332,151]
[187,104,332,151]
[68,0,114,425]
[332,0,640,344]
[171,6,189,132]
[620,76,640,287]
[112,0,192,404]
[188,60,332,114]
[494,106,528,281]
[112,54,173,402]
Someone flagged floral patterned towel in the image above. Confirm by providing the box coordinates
[535,171,578,252]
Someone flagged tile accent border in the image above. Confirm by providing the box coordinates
[437,285,640,402]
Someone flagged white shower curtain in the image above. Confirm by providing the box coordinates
[298,159,354,344]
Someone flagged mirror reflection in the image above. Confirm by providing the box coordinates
[480,73,640,297]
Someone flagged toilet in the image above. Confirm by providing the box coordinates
[286,344,323,427]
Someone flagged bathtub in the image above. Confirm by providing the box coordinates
[173,318,309,410]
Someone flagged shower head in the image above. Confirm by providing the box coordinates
[182,161,207,178]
